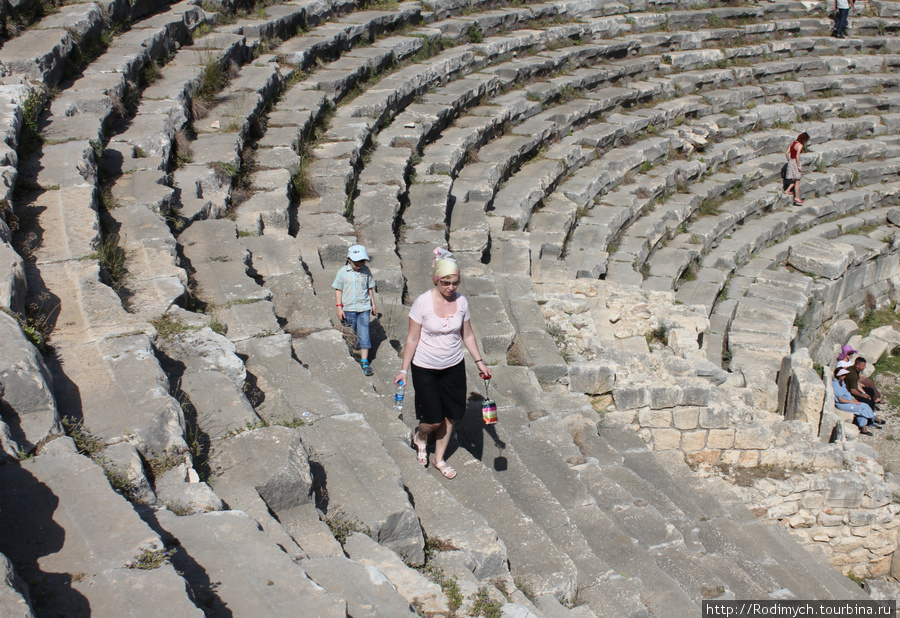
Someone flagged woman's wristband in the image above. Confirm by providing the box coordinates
[337,304,343,307]
[399,369,408,374]
[474,358,483,363]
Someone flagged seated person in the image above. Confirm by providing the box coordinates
[845,357,886,419]
[834,368,877,435]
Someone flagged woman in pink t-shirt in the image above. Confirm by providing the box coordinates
[394,248,491,480]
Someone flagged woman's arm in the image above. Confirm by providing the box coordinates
[461,319,490,379]
[394,318,422,385]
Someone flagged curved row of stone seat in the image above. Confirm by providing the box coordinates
[566,80,900,280]
[10,4,220,466]
[102,11,536,610]
[312,4,900,294]
[41,6,526,613]
[5,0,897,613]
[396,45,898,283]
[631,117,900,292]
[720,213,900,412]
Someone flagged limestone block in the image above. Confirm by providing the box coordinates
[814,319,860,367]
[103,442,156,505]
[818,511,845,527]
[768,501,800,519]
[0,312,61,451]
[737,450,759,467]
[679,384,711,406]
[210,426,314,512]
[699,406,729,429]
[567,364,615,395]
[159,327,247,389]
[672,407,699,430]
[0,552,33,618]
[787,239,855,280]
[707,429,735,450]
[303,556,417,618]
[651,428,681,450]
[638,408,672,429]
[613,385,648,410]
[156,464,224,515]
[733,425,772,450]
[785,366,825,428]
[681,430,707,453]
[719,450,740,466]
[0,229,25,315]
[649,384,681,410]
[668,327,699,357]
[826,473,866,508]
[343,533,447,615]
[604,409,637,425]
[801,492,826,510]
[813,447,844,470]
[787,509,817,528]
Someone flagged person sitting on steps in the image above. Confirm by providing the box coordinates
[845,356,887,421]
[833,368,876,435]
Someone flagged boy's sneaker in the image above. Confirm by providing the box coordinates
[361,360,374,376]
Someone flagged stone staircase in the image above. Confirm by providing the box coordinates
[1,0,898,614]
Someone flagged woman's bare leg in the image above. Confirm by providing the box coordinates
[433,418,454,465]
[416,422,439,444]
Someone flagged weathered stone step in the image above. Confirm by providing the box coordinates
[0,438,201,617]
[298,412,426,564]
[655,448,870,600]
[49,334,188,456]
[209,425,341,561]
[605,427,865,600]
[148,508,347,616]
[108,203,187,319]
[0,311,60,453]
[179,219,271,306]
[291,329,511,579]
[303,555,418,617]
[236,333,350,422]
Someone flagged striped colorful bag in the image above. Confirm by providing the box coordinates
[480,373,497,425]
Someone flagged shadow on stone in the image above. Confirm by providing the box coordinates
[0,460,89,616]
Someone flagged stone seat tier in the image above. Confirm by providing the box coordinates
[0,438,202,616]
[583,110,897,289]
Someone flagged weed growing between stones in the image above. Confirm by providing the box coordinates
[90,233,127,293]
[856,303,900,338]
[61,417,105,457]
[420,565,462,612]
[513,577,535,603]
[468,587,502,618]
[127,548,174,570]
[150,315,197,338]
[645,324,668,347]
[325,511,372,545]
[98,459,140,502]
[146,449,185,478]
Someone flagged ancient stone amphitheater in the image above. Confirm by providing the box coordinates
[2,0,900,614]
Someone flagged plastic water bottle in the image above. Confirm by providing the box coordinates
[394,381,405,411]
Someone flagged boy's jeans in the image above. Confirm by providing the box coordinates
[344,311,371,349]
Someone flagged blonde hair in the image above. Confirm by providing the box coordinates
[431,247,460,285]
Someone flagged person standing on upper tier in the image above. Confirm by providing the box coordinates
[333,245,377,376]
[833,0,856,38]
[394,247,491,480]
